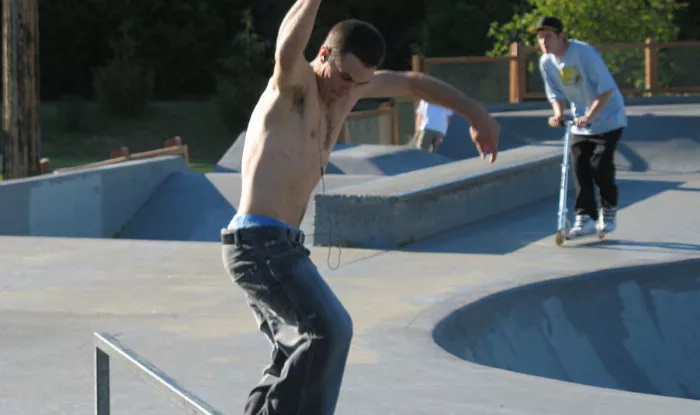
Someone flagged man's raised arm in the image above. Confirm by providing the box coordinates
[273,0,322,88]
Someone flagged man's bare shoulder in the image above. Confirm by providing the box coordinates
[272,58,316,95]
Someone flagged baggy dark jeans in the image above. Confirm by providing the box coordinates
[571,128,624,219]
[221,226,353,415]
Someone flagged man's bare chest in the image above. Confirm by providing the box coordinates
[295,92,347,151]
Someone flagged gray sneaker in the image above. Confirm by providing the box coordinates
[570,214,597,238]
[599,207,617,233]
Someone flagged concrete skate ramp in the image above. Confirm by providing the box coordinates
[0,156,188,238]
[433,257,700,400]
[117,171,377,242]
[324,144,454,175]
[436,102,700,165]
[214,131,451,175]
[212,130,247,172]
[418,110,562,161]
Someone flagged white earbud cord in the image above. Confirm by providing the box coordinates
[318,110,341,270]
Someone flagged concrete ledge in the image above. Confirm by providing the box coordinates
[0,156,189,238]
[314,144,567,248]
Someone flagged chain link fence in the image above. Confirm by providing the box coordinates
[424,58,512,103]
[396,101,418,145]
[346,40,700,147]
[417,40,700,102]
[657,44,700,89]
[345,108,396,145]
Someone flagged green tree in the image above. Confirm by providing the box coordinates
[214,8,272,134]
[419,0,528,58]
[488,0,686,55]
[487,0,688,91]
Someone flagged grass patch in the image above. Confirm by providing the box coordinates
[39,99,240,171]
[1,100,233,181]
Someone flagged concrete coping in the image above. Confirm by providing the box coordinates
[0,155,183,185]
[314,143,567,248]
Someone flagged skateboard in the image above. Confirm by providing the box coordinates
[554,120,606,247]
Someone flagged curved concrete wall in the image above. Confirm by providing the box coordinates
[0,156,188,238]
[433,258,700,400]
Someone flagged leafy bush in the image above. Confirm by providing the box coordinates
[214,9,271,134]
[93,21,154,117]
[487,0,687,91]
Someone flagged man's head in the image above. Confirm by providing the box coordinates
[531,16,567,56]
[315,19,386,103]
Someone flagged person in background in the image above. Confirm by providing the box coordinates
[532,15,627,237]
[414,98,454,153]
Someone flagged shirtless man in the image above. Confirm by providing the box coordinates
[221,1,500,414]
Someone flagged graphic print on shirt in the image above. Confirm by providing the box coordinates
[560,66,582,86]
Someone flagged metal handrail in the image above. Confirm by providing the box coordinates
[94,332,226,415]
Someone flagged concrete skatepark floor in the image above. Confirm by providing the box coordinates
[1,102,700,414]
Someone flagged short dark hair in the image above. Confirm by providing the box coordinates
[530,16,564,34]
[324,19,386,68]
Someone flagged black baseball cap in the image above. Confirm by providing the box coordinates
[530,16,564,34]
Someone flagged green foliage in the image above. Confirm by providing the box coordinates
[54,95,88,133]
[93,21,154,117]
[487,0,688,91]
[488,0,686,55]
[214,9,272,134]
[37,0,700,102]
[676,0,700,40]
[419,0,528,58]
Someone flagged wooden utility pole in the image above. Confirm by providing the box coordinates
[2,0,40,179]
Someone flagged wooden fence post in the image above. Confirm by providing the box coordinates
[509,42,526,103]
[109,146,129,159]
[645,38,658,96]
[411,54,425,73]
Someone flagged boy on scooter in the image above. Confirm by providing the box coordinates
[532,16,627,237]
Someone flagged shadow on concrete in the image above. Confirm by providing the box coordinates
[118,172,235,242]
[615,140,649,173]
[399,178,687,255]
[579,239,700,252]
[432,257,700,401]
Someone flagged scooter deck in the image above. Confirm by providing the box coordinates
[556,228,607,247]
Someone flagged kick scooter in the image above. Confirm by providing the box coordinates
[555,119,607,247]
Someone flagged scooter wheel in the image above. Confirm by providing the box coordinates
[555,231,566,247]
[598,233,606,241]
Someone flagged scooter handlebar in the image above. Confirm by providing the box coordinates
[557,119,574,128]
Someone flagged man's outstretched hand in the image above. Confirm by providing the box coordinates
[469,114,500,163]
